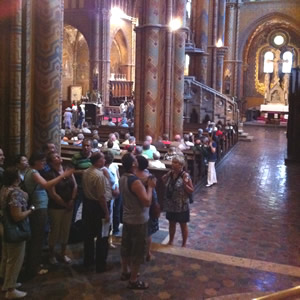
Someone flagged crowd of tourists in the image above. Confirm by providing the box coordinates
[0,119,235,298]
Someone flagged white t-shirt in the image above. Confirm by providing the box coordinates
[109,163,119,188]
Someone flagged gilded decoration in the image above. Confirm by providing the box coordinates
[255,45,268,96]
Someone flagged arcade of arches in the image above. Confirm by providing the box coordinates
[1,0,300,298]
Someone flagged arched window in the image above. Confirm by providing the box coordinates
[184,54,190,76]
[282,51,293,73]
[264,51,274,73]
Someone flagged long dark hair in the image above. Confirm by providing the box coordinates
[3,167,19,186]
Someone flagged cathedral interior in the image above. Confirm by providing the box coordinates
[0,0,300,299]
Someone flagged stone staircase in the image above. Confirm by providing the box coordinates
[238,124,253,142]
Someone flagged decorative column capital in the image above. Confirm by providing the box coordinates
[217,46,228,57]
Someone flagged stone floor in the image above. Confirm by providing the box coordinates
[9,126,300,299]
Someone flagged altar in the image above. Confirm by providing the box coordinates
[260,104,288,125]
[259,49,290,125]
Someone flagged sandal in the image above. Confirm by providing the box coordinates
[127,280,149,290]
[120,272,140,281]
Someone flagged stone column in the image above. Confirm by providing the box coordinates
[8,0,22,155]
[216,47,227,93]
[172,0,186,138]
[211,0,219,89]
[224,1,241,97]
[196,0,209,84]
[98,2,111,106]
[135,0,161,140]
[34,0,64,149]
[217,0,226,44]
[90,5,100,91]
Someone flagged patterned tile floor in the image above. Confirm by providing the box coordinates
[12,126,300,299]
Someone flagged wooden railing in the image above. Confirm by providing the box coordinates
[109,80,133,106]
[184,76,239,125]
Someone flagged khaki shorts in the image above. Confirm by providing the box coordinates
[121,222,148,265]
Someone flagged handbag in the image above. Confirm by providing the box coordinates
[150,201,161,219]
[149,189,161,219]
[3,209,31,243]
[2,191,31,243]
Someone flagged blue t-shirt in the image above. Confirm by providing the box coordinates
[24,169,48,209]
[208,141,217,162]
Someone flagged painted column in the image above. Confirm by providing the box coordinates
[99,2,111,106]
[9,0,22,155]
[139,0,160,139]
[0,2,10,149]
[172,0,186,137]
[22,0,33,155]
[164,0,173,137]
[34,0,64,149]
[196,0,209,84]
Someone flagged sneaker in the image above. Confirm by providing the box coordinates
[109,243,117,249]
[49,256,58,265]
[5,289,27,299]
[206,184,212,187]
[37,268,48,275]
[62,255,72,264]
[2,283,22,292]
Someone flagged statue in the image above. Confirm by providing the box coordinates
[271,90,281,104]
[271,50,281,86]
[264,73,270,100]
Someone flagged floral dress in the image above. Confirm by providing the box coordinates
[163,172,190,223]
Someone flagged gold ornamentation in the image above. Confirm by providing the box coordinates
[255,45,269,96]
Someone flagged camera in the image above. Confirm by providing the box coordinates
[30,205,36,211]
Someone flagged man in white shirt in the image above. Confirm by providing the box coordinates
[82,152,111,273]
[103,133,120,151]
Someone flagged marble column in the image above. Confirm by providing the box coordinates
[34,0,64,149]
[196,0,209,84]
[8,0,22,155]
